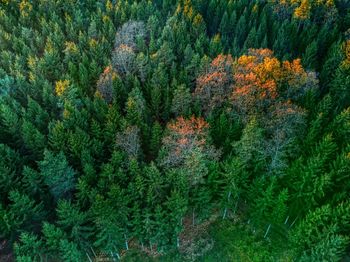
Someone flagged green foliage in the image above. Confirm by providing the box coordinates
[56,200,94,248]
[0,190,45,242]
[292,202,350,261]
[201,221,293,262]
[1,0,349,260]
[39,150,76,200]
[14,232,45,261]
[0,144,22,196]
[59,239,84,262]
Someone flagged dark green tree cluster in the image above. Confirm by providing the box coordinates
[0,0,349,261]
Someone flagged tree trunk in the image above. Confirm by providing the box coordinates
[90,247,97,258]
[124,234,129,250]
[264,224,271,238]
[192,208,195,226]
[86,252,93,262]
[284,216,289,224]
[223,207,227,219]
[290,216,298,228]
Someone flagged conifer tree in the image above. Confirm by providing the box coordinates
[39,150,76,200]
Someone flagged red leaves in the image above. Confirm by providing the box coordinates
[160,116,218,168]
[167,116,209,146]
[193,49,316,122]
[194,55,233,114]
[193,49,315,119]
[96,65,117,104]
[210,54,234,73]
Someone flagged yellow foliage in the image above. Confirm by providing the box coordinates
[345,40,350,62]
[55,80,70,97]
[89,38,98,48]
[175,3,182,15]
[213,34,221,43]
[63,108,70,119]
[106,0,113,12]
[326,0,334,6]
[27,56,36,69]
[193,14,204,27]
[64,41,79,55]
[294,0,311,20]
[316,0,334,6]
[44,39,54,54]
[19,0,32,17]
[252,4,259,13]
[94,90,103,99]
[29,72,36,82]
[127,98,136,110]
[256,57,282,81]
[237,55,256,66]
[184,0,194,19]
[102,15,111,24]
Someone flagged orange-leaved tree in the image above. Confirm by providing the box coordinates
[231,48,317,122]
[194,54,233,115]
[158,116,219,169]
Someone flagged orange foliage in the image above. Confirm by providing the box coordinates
[194,55,233,114]
[231,48,314,121]
[211,54,234,72]
[160,116,218,168]
[167,116,209,139]
[232,49,280,105]
[194,48,314,121]
[96,65,118,103]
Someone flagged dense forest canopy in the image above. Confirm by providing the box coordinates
[0,0,350,261]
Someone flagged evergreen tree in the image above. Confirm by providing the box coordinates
[171,84,192,117]
[302,40,318,69]
[39,150,76,200]
[56,200,94,249]
[14,232,45,261]
[0,190,45,242]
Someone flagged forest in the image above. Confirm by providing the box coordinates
[0,0,350,261]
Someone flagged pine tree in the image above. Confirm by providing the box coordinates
[149,121,163,160]
[330,40,350,112]
[21,166,44,198]
[21,120,46,159]
[171,84,191,117]
[39,150,76,200]
[220,157,247,219]
[126,85,146,127]
[56,200,94,249]
[288,134,337,215]
[0,144,22,197]
[292,202,350,260]
[235,14,247,47]
[166,189,188,248]
[232,117,266,174]
[42,222,67,256]
[302,40,318,69]
[243,27,258,50]
[0,190,45,242]
[319,40,343,93]
[14,232,45,261]
[219,11,229,34]
[144,162,164,205]
[59,239,84,262]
